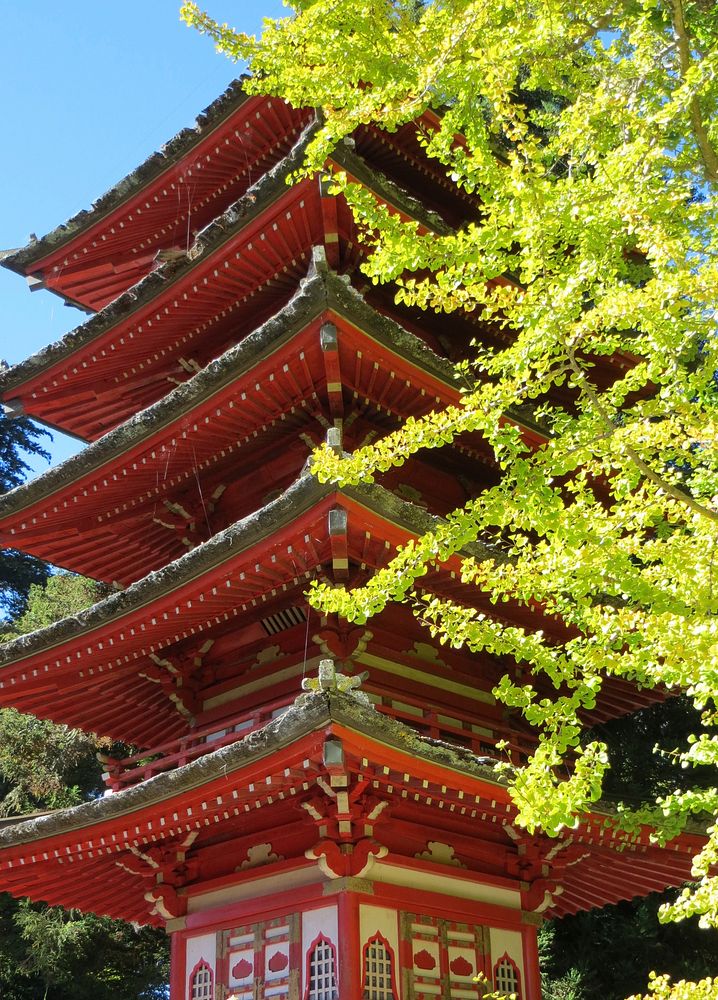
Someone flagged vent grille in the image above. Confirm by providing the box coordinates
[260,606,307,636]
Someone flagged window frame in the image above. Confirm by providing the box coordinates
[493,952,521,999]
[361,931,398,1000]
[188,958,214,1000]
[303,932,338,1000]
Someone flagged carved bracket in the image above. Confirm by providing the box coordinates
[313,615,372,661]
[152,484,226,550]
[504,825,591,913]
[115,831,199,920]
[139,638,215,719]
[302,737,389,879]
[306,836,387,879]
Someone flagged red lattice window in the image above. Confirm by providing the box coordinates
[494,953,521,998]
[222,914,295,1000]
[362,933,397,1000]
[190,959,214,1000]
[402,911,488,999]
[305,934,338,1000]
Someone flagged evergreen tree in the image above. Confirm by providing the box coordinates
[0,573,168,1000]
[0,412,52,618]
[541,699,718,999]
[0,574,170,1000]
[0,415,169,997]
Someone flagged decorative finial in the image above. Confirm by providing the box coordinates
[302,658,371,702]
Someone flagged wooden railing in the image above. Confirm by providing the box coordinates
[100,693,297,792]
[101,687,533,793]
[373,697,532,764]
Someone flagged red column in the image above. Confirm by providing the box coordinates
[169,930,186,1000]
[522,922,542,1000]
[338,890,362,1000]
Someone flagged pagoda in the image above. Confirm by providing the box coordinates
[0,82,702,1000]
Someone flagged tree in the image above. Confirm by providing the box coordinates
[0,411,50,493]
[182,1,718,996]
[0,575,108,817]
[539,698,718,999]
[0,401,169,996]
[0,574,170,1000]
[0,412,51,618]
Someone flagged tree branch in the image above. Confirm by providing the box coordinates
[671,0,718,183]
[565,8,617,54]
[566,353,718,524]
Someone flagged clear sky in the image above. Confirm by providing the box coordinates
[0,0,283,476]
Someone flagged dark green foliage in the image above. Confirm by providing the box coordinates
[0,574,110,816]
[0,573,170,997]
[0,549,52,620]
[0,707,100,816]
[0,896,169,1000]
[595,696,715,804]
[0,412,50,493]
[540,894,718,1000]
[0,412,51,618]
[541,698,718,999]
[0,573,111,642]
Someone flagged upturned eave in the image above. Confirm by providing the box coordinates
[1,84,312,312]
[0,260,479,583]
[0,689,702,926]
[0,130,457,441]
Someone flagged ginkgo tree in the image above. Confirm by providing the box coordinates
[181,1,718,993]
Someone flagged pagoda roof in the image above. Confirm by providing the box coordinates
[0,688,701,925]
[0,82,471,314]
[0,469,662,745]
[0,260,502,583]
[0,132,452,441]
[0,691,501,853]
[1,83,312,311]
[1,76,481,316]
[0,475,505,744]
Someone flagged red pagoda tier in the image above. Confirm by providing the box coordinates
[0,257,526,583]
[0,117,492,444]
[0,684,702,1000]
[0,80,698,1000]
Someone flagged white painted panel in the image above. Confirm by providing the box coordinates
[302,905,339,995]
[265,941,289,981]
[360,904,399,955]
[187,863,322,913]
[185,932,216,1000]
[302,904,339,951]
[447,944,478,982]
[412,938,440,977]
[359,904,401,998]
[489,928,526,986]
[373,861,521,909]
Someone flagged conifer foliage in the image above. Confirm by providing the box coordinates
[0,417,169,998]
[0,413,51,618]
[0,574,170,999]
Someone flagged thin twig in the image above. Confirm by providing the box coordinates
[566,352,718,524]
[564,8,618,54]
[671,0,718,183]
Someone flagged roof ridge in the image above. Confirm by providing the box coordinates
[1,79,252,278]
[0,475,504,671]
[0,265,462,522]
[0,118,321,401]
[0,688,503,850]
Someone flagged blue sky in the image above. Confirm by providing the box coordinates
[0,0,283,476]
